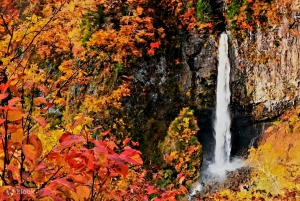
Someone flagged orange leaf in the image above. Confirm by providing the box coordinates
[22,144,37,162]
[76,186,90,200]
[136,6,143,15]
[7,109,24,121]
[11,129,23,143]
[123,137,130,145]
[38,84,48,96]
[33,97,48,106]
[29,135,43,159]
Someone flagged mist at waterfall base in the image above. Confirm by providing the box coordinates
[189,33,243,198]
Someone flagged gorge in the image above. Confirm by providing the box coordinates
[2,0,300,200]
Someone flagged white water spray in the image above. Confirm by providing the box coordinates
[214,32,231,167]
[189,33,242,200]
[208,32,242,177]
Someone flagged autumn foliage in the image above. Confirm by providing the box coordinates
[0,0,206,200]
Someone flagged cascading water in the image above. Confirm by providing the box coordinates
[189,32,242,200]
[214,32,232,167]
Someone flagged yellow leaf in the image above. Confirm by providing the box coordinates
[32,14,37,23]
[68,1,75,11]
[1,58,9,66]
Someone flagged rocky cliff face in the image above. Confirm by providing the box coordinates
[229,5,300,121]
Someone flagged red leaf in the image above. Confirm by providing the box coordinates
[32,116,47,127]
[188,145,196,154]
[112,162,128,177]
[0,80,11,93]
[67,173,90,184]
[131,141,139,146]
[93,144,108,155]
[147,48,155,56]
[8,97,21,107]
[0,93,9,101]
[147,186,159,195]
[68,157,87,170]
[0,118,5,125]
[59,132,85,148]
[215,194,222,200]
[150,41,160,49]
[99,130,111,136]
[92,125,102,131]
[119,147,143,165]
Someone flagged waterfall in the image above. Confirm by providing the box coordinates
[214,32,231,166]
[189,33,242,200]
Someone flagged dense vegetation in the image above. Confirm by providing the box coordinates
[0,0,299,200]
